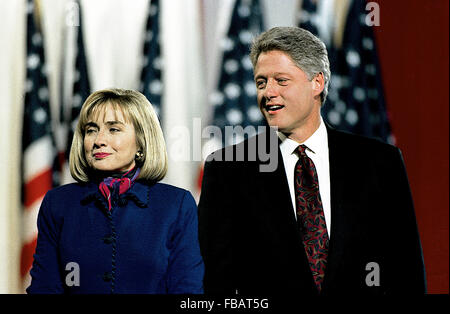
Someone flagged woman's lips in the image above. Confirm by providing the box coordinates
[93,153,111,159]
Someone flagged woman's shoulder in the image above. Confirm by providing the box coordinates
[139,181,195,203]
[45,182,95,200]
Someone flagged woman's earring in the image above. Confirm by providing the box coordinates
[135,151,144,161]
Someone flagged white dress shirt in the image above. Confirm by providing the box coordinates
[278,118,331,237]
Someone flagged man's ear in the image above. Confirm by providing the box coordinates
[312,72,325,97]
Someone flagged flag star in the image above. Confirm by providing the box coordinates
[226,108,243,124]
[224,83,241,99]
[41,63,48,76]
[327,88,339,101]
[141,56,149,68]
[247,106,262,122]
[359,14,367,25]
[149,4,158,16]
[26,1,34,14]
[244,80,256,96]
[71,117,79,131]
[38,87,49,101]
[335,100,346,113]
[221,37,235,52]
[299,11,312,24]
[32,33,42,46]
[33,107,47,124]
[365,64,376,75]
[241,55,253,70]
[345,109,359,125]
[27,54,40,70]
[239,30,253,44]
[153,105,160,117]
[149,80,163,95]
[152,56,162,70]
[74,70,80,82]
[145,30,153,42]
[25,79,34,93]
[346,49,361,67]
[72,94,82,107]
[237,3,251,18]
[362,37,374,50]
[224,59,239,74]
[209,91,224,106]
[353,87,366,102]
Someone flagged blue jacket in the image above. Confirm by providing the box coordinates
[27,180,204,294]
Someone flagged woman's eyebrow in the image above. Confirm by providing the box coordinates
[85,122,98,128]
[105,120,125,126]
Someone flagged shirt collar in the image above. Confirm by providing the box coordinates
[81,180,150,208]
[278,117,328,157]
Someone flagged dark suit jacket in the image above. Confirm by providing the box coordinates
[198,125,426,295]
[27,180,204,294]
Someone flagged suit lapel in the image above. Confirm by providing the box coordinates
[252,132,318,293]
[322,125,348,293]
[254,144,299,241]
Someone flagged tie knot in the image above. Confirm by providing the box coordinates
[296,144,308,157]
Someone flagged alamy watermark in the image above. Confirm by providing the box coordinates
[65,262,80,287]
[365,262,380,287]
[366,2,381,27]
[167,118,279,172]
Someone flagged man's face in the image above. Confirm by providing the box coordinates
[254,50,323,139]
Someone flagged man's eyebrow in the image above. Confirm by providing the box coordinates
[254,74,266,81]
[254,72,290,80]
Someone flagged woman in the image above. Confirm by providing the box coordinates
[27,88,204,294]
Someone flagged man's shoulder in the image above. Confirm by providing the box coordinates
[328,127,399,156]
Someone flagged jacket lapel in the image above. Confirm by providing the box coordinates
[321,124,348,293]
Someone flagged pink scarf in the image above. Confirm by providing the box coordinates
[98,167,141,211]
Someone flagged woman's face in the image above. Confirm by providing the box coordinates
[83,103,138,173]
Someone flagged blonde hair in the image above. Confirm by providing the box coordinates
[69,88,168,182]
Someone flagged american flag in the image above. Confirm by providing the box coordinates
[59,0,91,184]
[21,0,56,291]
[210,0,265,147]
[139,0,163,121]
[298,0,394,144]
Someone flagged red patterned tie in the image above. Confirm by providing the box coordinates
[294,145,329,292]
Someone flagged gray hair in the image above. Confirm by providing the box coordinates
[250,26,331,105]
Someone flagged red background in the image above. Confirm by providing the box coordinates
[373,0,449,293]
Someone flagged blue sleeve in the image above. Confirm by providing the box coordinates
[26,191,65,294]
[166,191,204,294]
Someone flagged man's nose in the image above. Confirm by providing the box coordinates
[264,79,279,100]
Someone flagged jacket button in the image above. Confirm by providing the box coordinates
[102,235,113,244]
[102,272,113,282]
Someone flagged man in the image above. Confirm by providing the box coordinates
[198,27,426,295]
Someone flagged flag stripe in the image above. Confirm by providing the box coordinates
[20,237,37,278]
[23,135,53,182]
[23,198,41,243]
[21,0,56,290]
[23,170,52,208]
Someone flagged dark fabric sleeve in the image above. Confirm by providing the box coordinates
[166,190,205,294]
[26,191,65,294]
[198,159,235,294]
[380,147,427,294]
